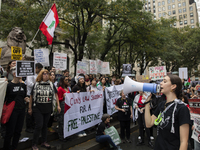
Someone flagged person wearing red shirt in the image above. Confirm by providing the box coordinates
[57,76,70,141]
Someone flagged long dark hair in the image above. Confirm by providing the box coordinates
[58,76,68,89]
[6,60,15,73]
[168,74,183,99]
[49,71,56,83]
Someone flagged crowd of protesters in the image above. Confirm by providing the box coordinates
[0,60,200,150]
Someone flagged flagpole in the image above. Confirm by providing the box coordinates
[29,29,40,48]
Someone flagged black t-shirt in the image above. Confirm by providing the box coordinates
[31,82,57,114]
[5,82,27,109]
[115,97,131,121]
[153,100,191,150]
[72,84,86,92]
[96,122,109,136]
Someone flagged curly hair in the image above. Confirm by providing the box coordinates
[36,69,49,82]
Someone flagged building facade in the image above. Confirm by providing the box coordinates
[144,0,198,28]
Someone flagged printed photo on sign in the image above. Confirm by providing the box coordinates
[192,117,200,143]
[11,46,22,60]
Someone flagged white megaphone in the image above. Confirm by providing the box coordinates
[123,76,160,95]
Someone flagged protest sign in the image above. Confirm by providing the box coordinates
[136,75,150,83]
[149,66,166,80]
[189,99,200,120]
[104,126,121,148]
[82,59,90,74]
[16,61,35,77]
[97,59,102,74]
[11,46,22,60]
[77,61,88,75]
[34,49,49,66]
[0,48,2,59]
[105,84,123,115]
[0,78,7,119]
[101,62,110,74]
[53,52,67,71]
[89,60,97,74]
[64,91,103,138]
[122,64,132,76]
[192,117,200,143]
[179,67,188,80]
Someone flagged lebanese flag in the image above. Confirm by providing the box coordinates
[39,3,59,45]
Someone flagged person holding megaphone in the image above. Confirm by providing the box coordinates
[144,75,190,150]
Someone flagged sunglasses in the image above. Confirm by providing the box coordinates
[43,73,49,75]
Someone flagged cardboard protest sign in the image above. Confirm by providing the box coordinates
[0,78,7,119]
[149,66,166,80]
[89,60,97,74]
[122,64,132,76]
[104,126,121,148]
[11,46,22,60]
[53,52,67,71]
[105,84,123,115]
[0,48,2,59]
[77,61,87,75]
[64,91,103,138]
[34,49,49,66]
[16,61,35,77]
[101,62,110,74]
[192,117,200,143]
[179,67,188,80]
[136,75,150,83]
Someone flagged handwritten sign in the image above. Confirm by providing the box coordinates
[97,59,102,74]
[149,66,166,80]
[34,49,49,66]
[179,67,188,80]
[101,62,110,74]
[90,60,97,74]
[53,52,67,71]
[192,117,200,143]
[11,46,22,60]
[77,61,88,74]
[64,91,103,138]
[16,61,35,77]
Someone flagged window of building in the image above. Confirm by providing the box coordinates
[190,6,193,11]
[172,5,175,9]
[179,9,182,13]
[172,0,175,2]
[190,13,193,17]
[191,25,195,28]
[162,1,165,5]
[168,5,171,10]
[179,15,182,19]
[149,7,151,9]
[159,13,162,17]
[154,10,156,13]
[168,11,171,15]
[162,7,165,11]
[191,19,194,24]
[158,2,161,6]
[178,3,181,7]
[159,7,161,12]
[184,20,187,24]
[174,22,176,26]
[180,21,183,25]
[178,0,181,1]
[163,13,166,17]
[168,0,170,4]
[183,8,186,12]
[149,4,151,7]
[183,14,187,19]
[182,2,186,6]
[173,10,176,14]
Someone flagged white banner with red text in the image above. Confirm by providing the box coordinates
[64,91,103,138]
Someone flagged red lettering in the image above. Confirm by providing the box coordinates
[70,98,73,106]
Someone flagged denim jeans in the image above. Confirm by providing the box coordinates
[96,135,117,148]
[194,140,200,150]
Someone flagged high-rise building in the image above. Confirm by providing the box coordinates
[195,0,200,23]
[144,0,198,28]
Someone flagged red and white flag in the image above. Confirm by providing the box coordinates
[39,3,59,45]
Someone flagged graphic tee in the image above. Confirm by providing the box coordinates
[153,100,190,150]
[31,81,57,113]
[116,98,131,121]
[5,82,26,109]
